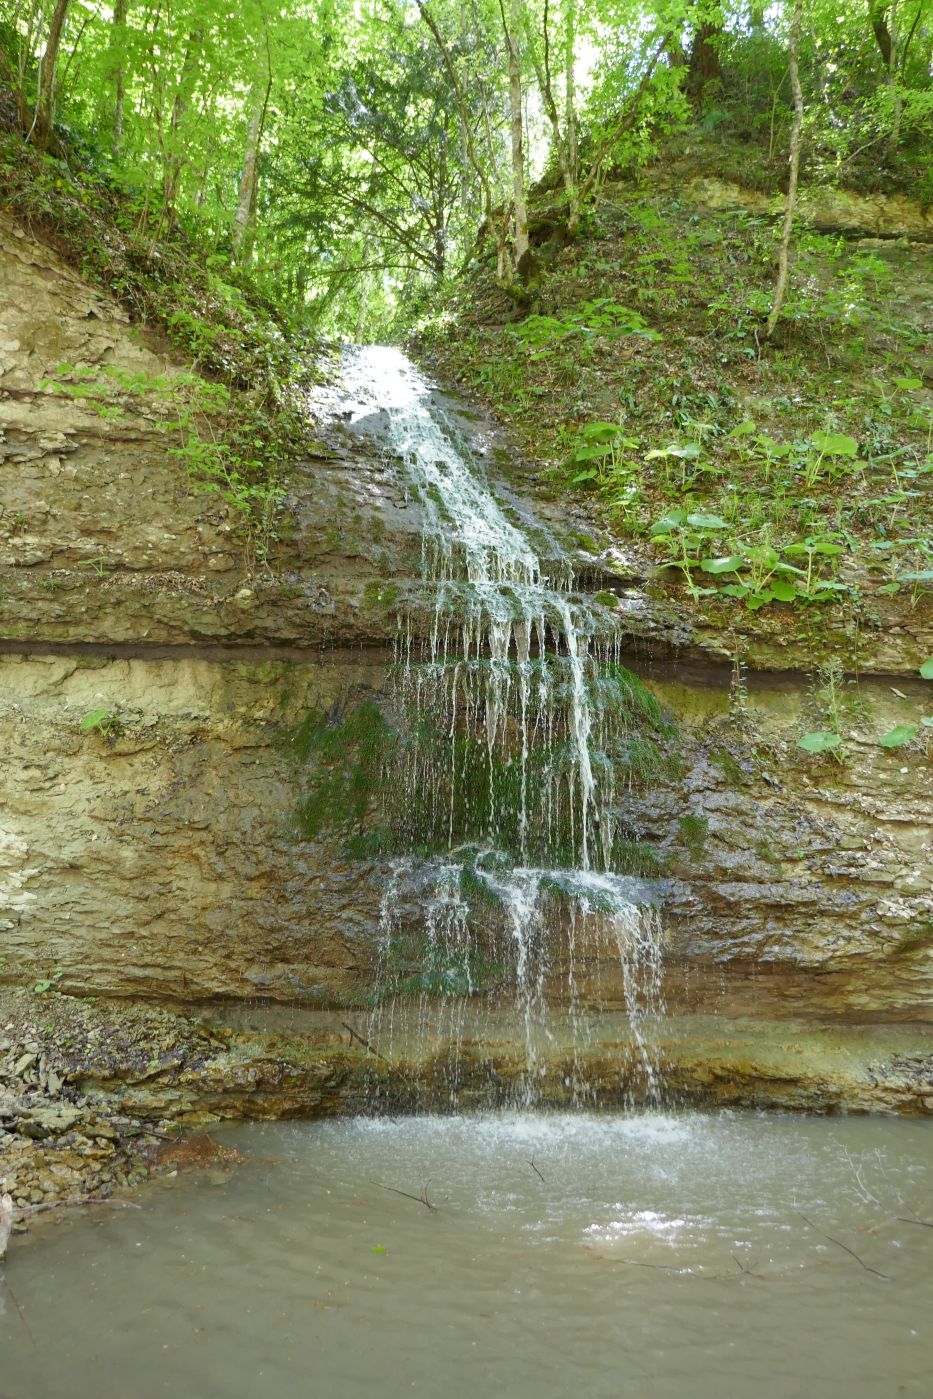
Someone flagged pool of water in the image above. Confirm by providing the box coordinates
[3,1110,932,1399]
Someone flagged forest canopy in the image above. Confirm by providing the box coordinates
[1,0,930,336]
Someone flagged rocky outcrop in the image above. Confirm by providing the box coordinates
[1,212,931,1131]
[684,175,933,242]
[0,216,420,647]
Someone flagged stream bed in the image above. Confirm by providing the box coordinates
[2,1109,932,1399]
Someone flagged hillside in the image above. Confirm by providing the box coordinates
[420,159,933,677]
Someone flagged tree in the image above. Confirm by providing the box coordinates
[32,0,71,148]
[233,28,273,261]
[766,0,804,340]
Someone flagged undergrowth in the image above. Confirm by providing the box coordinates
[418,183,932,645]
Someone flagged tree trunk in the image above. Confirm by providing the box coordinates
[572,31,669,234]
[232,71,270,261]
[502,0,531,277]
[162,29,203,222]
[687,22,721,104]
[32,0,72,149]
[565,42,578,186]
[766,0,804,341]
[869,1,894,70]
[418,0,513,284]
[112,0,128,149]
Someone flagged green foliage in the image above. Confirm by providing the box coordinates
[797,731,842,754]
[80,708,120,735]
[2,0,931,338]
[678,813,709,859]
[34,967,64,995]
[878,724,918,749]
[513,300,659,357]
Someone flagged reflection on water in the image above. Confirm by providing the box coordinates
[2,1110,932,1399]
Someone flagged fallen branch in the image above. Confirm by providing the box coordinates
[1,1274,36,1351]
[842,1146,933,1230]
[371,1180,437,1211]
[796,1210,890,1281]
[342,1021,391,1063]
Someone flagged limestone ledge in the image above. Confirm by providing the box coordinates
[0,652,929,1034]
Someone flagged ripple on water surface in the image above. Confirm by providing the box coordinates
[2,1110,932,1399]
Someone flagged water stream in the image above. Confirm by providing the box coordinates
[336,347,666,1104]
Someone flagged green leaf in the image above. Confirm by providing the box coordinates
[578,422,623,441]
[920,717,933,728]
[571,444,614,461]
[808,542,844,556]
[686,513,726,530]
[769,580,798,602]
[700,555,744,574]
[773,561,807,576]
[894,377,922,391]
[879,724,918,748]
[798,731,842,753]
[650,510,686,535]
[80,708,112,732]
[728,420,757,438]
[920,659,933,679]
[810,431,858,458]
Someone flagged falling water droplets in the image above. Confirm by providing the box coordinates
[340,346,666,1107]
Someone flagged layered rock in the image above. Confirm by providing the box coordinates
[0,211,931,1128]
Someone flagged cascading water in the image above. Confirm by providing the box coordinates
[332,345,668,1106]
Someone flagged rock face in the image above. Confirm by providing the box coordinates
[1,213,931,1126]
[684,175,933,242]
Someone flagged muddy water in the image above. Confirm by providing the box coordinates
[2,1111,932,1399]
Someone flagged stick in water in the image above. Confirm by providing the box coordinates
[796,1211,890,1281]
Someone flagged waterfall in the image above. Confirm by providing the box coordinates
[334,346,667,1106]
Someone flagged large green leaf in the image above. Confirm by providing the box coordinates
[650,510,686,535]
[700,555,744,574]
[80,708,112,732]
[686,513,726,530]
[810,431,858,457]
[797,731,842,753]
[921,659,933,679]
[879,724,918,748]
